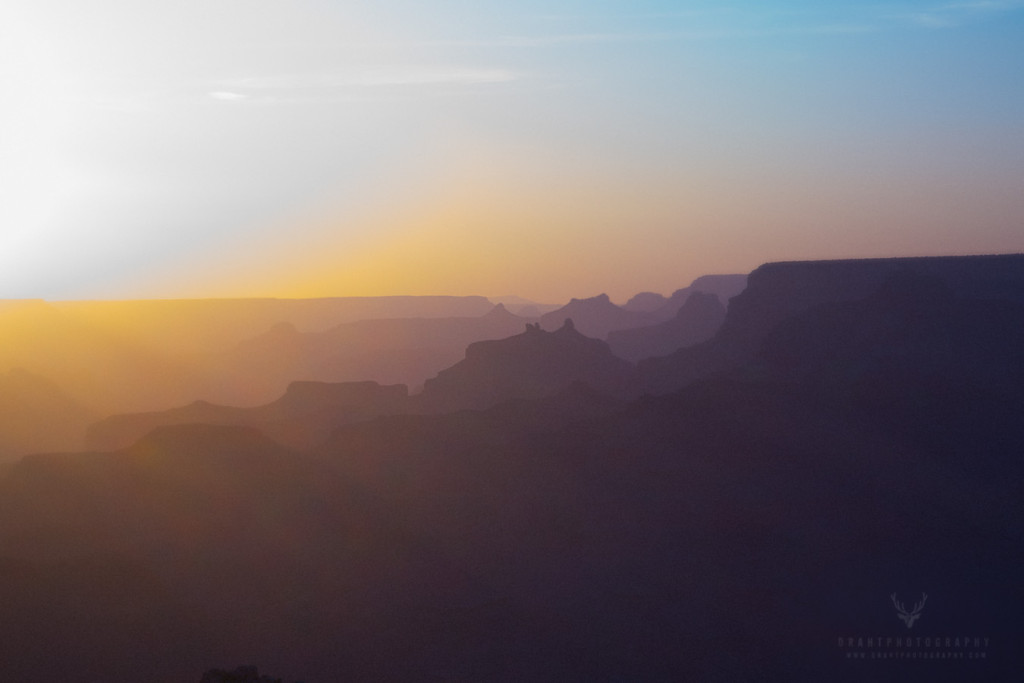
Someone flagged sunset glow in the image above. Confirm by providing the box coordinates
[2,4,1024,677]
[2,1,1023,301]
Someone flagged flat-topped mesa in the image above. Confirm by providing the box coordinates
[624,291,669,313]
[721,254,1024,345]
[639,254,1024,394]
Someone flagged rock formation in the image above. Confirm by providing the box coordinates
[640,254,1024,394]
[419,319,640,411]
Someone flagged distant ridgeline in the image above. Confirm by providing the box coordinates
[49,295,499,354]
[86,254,1024,454]
[0,294,505,461]
[0,255,1023,681]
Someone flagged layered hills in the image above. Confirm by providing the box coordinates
[88,319,639,450]
[48,295,496,355]
[623,274,747,316]
[0,295,497,413]
[197,303,532,405]
[86,381,409,452]
[539,294,654,338]
[0,369,97,463]
[607,290,726,362]
[0,255,1021,681]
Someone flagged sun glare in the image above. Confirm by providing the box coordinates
[0,8,96,297]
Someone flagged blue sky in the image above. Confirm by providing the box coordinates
[1,1,1022,300]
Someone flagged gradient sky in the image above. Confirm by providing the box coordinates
[2,1,1023,302]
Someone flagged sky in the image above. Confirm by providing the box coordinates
[2,0,1023,303]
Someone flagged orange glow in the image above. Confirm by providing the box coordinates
[141,148,758,304]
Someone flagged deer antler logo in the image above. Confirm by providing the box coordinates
[890,592,927,629]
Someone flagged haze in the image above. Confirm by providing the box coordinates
[2,0,1023,302]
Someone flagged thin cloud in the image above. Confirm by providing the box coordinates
[361,33,671,48]
[908,12,958,27]
[941,0,1024,10]
[426,3,1019,43]
[898,0,1024,28]
[203,66,521,105]
[219,66,519,90]
[529,8,743,22]
[208,91,248,101]
[369,24,879,50]
[74,67,519,111]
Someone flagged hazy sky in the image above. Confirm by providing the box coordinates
[2,1,1023,302]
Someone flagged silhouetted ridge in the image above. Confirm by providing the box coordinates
[640,254,1024,394]
[608,291,726,362]
[200,665,296,683]
[129,424,285,460]
[207,304,533,404]
[52,295,496,354]
[485,295,560,316]
[623,291,669,313]
[3,255,1024,682]
[722,254,1024,344]
[419,319,640,411]
[753,270,1024,387]
[657,274,748,317]
[87,381,410,451]
[540,293,654,338]
[482,302,516,319]
[277,380,407,412]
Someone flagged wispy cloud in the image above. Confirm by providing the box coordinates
[898,0,1024,28]
[907,12,959,27]
[223,67,518,89]
[361,33,674,48]
[204,65,520,104]
[363,24,878,50]
[208,91,248,102]
[445,3,1021,43]
[941,0,1024,10]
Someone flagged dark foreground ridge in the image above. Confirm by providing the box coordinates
[0,254,1021,682]
[640,253,1024,392]
[200,665,300,683]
